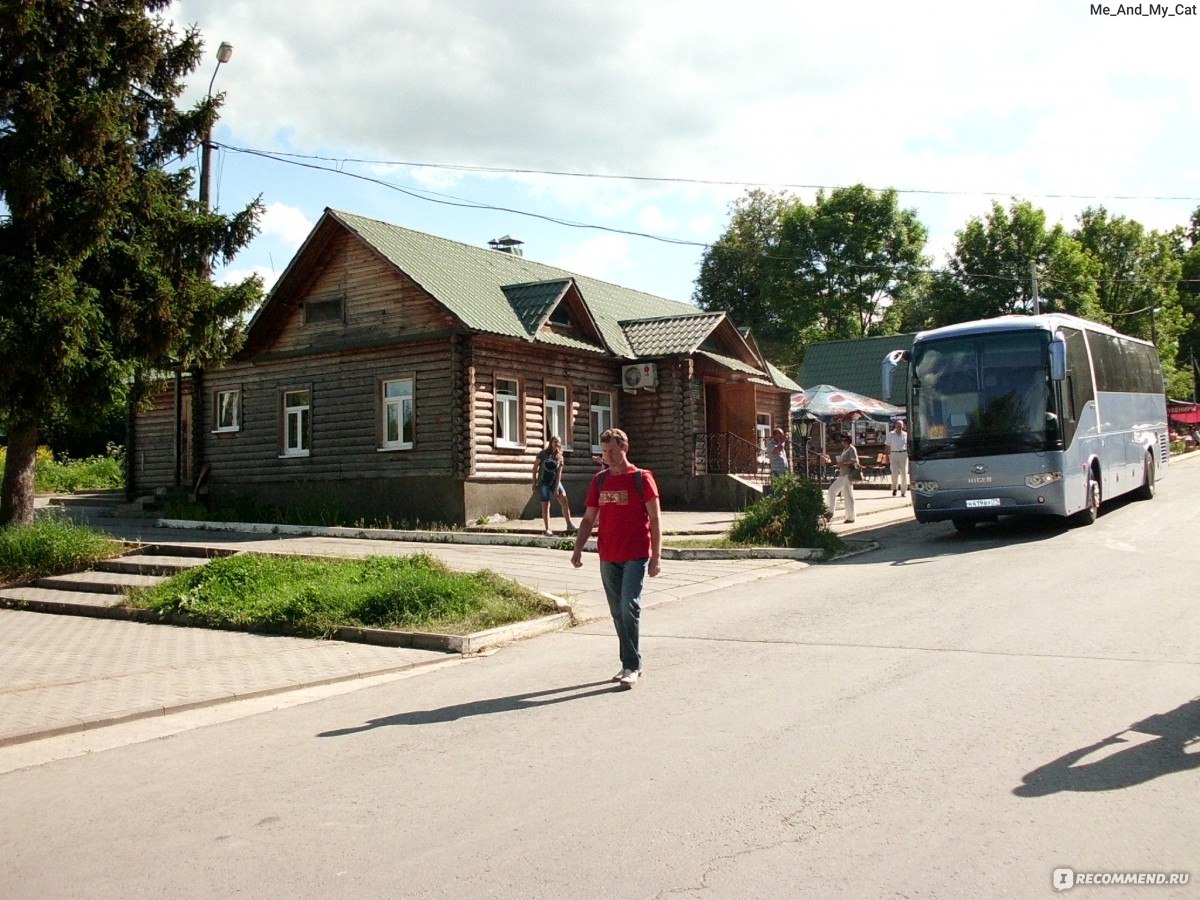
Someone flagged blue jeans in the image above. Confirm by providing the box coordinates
[599,558,647,672]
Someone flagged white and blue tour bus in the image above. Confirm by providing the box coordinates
[881,313,1169,532]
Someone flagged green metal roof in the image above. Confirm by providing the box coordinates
[696,349,766,377]
[331,209,703,359]
[620,313,724,356]
[766,361,803,393]
[258,209,796,388]
[501,279,572,334]
[798,333,915,404]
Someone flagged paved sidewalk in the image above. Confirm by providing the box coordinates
[0,608,446,747]
[2,491,912,748]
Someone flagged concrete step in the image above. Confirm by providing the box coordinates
[95,555,208,577]
[0,585,124,609]
[45,491,125,508]
[35,570,166,594]
[135,544,238,560]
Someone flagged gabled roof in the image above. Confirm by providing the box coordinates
[798,333,915,404]
[500,279,608,354]
[325,209,704,359]
[502,279,572,333]
[248,209,797,389]
[620,312,725,356]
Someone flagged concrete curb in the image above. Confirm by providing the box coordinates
[0,588,573,656]
[158,518,597,550]
[661,546,824,561]
[329,612,573,654]
[157,518,848,561]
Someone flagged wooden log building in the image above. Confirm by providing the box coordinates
[130,209,801,525]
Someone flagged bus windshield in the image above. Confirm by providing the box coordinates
[910,330,1058,460]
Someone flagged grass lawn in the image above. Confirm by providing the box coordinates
[123,552,560,637]
[0,516,125,582]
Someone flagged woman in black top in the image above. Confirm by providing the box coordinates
[532,435,577,536]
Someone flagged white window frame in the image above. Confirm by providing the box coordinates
[381,377,415,451]
[756,413,772,465]
[281,388,311,458]
[545,383,569,449]
[213,388,240,433]
[589,390,614,453]
[494,376,523,449]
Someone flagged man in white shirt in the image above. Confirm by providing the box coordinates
[883,419,909,497]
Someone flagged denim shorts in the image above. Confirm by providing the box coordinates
[538,482,567,502]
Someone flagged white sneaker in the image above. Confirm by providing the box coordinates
[612,669,628,682]
[619,670,639,687]
[543,530,554,536]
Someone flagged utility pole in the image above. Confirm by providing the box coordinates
[198,42,233,215]
[1030,262,1040,315]
[176,40,232,490]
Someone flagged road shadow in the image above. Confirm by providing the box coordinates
[317,680,620,736]
[1013,697,1200,796]
[831,514,1070,567]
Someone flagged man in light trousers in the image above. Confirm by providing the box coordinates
[884,419,909,497]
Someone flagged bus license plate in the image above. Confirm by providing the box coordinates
[966,498,1001,508]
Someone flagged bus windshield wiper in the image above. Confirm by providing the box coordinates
[917,443,959,459]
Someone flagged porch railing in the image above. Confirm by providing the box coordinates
[693,432,769,478]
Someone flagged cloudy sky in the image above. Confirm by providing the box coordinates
[169,0,1200,303]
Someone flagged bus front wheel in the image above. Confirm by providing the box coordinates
[1072,470,1101,526]
[951,518,975,534]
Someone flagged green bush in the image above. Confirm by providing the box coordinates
[0,444,125,493]
[730,474,844,555]
[0,515,124,582]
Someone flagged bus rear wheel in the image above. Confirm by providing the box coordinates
[1072,470,1101,526]
[1133,453,1155,501]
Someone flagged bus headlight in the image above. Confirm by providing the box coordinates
[912,480,939,493]
[1024,471,1063,489]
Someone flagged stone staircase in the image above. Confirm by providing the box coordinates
[0,545,230,616]
[43,490,164,521]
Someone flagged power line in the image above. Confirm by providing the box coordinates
[220,145,1200,203]
[215,142,1200,288]
[220,144,705,248]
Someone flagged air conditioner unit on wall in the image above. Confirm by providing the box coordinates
[622,363,658,392]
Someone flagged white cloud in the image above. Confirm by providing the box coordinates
[171,0,1200,300]
[260,202,314,247]
[636,205,675,235]
[217,264,280,292]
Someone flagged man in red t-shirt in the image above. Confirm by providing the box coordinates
[570,428,662,687]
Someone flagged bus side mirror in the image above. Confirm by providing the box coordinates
[881,349,909,398]
[1049,339,1066,381]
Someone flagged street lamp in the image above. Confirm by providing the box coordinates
[199,41,233,211]
[794,413,817,480]
[177,42,232,489]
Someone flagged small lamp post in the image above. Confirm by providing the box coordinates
[199,41,233,212]
[794,413,816,480]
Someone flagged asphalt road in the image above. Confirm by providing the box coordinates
[3,461,1198,898]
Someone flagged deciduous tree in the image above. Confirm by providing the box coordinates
[773,185,928,345]
[693,189,796,363]
[1073,207,1187,395]
[926,200,1099,327]
[693,186,927,370]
